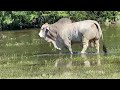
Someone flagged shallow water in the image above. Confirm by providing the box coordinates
[0,26,120,79]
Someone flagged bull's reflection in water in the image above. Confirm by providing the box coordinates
[81,54,101,67]
[54,53,101,68]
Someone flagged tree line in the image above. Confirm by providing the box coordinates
[0,11,119,30]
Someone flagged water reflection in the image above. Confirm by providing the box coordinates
[54,58,72,68]
[81,54,101,67]
[54,53,102,68]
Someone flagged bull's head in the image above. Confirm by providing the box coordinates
[39,23,49,38]
[39,23,57,41]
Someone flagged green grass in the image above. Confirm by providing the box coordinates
[0,27,120,79]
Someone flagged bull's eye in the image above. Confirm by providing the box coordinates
[41,27,45,30]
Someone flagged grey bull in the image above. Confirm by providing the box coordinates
[39,18,72,49]
[39,19,107,54]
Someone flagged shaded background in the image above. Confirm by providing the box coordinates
[0,11,120,30]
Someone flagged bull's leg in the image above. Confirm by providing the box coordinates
[81,38,89,54]
[51,40,61,50]
[95,40,100,54]
[59,46,65,54]
[68,47,73,54]
[64,41,73,54]
[90,41,95,48]
[89,41,95,53]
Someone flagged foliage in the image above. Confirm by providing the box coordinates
[0,11,120,30]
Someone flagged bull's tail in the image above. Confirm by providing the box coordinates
[94,21,107,54]
[101,34,107,54]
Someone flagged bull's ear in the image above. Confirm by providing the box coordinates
[46,26,49,30]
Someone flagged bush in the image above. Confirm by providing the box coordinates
[0,11,120,30]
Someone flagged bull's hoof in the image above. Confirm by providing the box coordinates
[58,48,61,50]
[80,51,86,54]
[70,51,73,55]
[56,48,61,50]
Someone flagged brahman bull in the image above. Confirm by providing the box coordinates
[39,19,107,54]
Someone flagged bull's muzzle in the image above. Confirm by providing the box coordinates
[39,30,44,38]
